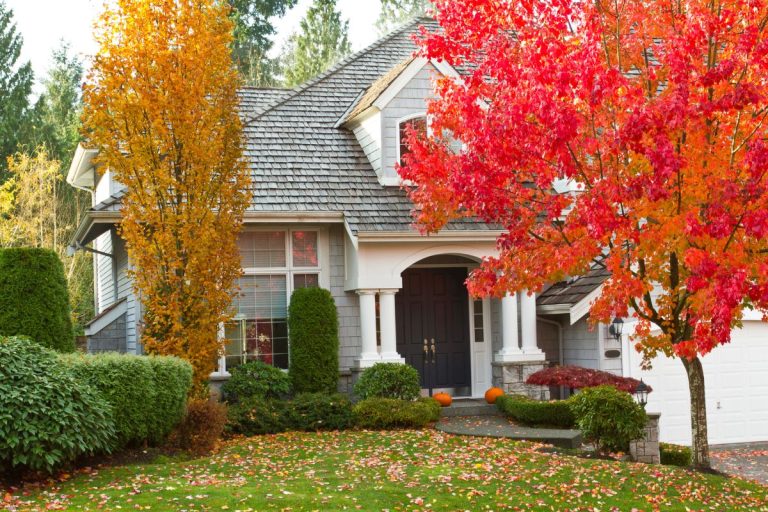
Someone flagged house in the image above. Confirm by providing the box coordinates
[66,18,768,446]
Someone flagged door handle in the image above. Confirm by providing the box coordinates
[423,339,429,358]
[430,338,436,363]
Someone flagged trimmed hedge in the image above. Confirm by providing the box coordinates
[570,385,647,454]
[288,393,354,432]
[0,248,74,352]
[288,287,339,394]
[496,394,576,428]
[221,360,291,402]
[353,363,421,401]
[660,442,692,467]
[0,337,115,474]
[227,396,289,436]
[60,353,193,448]
[353,398,441,429]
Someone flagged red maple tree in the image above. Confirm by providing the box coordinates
[400,0,768,468]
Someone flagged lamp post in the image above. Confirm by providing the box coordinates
[634,379,650,409]
[609,317,624,342]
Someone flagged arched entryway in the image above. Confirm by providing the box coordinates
[395,255,488,397]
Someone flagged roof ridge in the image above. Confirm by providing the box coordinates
[243,16,432,126]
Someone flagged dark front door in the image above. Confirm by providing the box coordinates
[395,267,471,395]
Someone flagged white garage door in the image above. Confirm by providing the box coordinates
[626,321,768,445]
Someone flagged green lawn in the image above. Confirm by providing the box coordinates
[6,430,768,511]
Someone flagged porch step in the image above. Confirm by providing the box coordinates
[440,399,501,417]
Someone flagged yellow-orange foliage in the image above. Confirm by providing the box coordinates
[82,0,250,392]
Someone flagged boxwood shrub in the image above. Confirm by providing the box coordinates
[496,394,576,428]
[288,287,339,394]
[0,337,115,474]
[287,393,353,432]
[0,248,74,352]
[226,396,289,436]
[221,360,291,402]
[61,353,193,448]
[570,385,647,453]
[353,397,441,429]
[354,363,421,401]
[660,442,692,467]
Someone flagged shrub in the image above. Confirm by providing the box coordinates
[570,385,647,454]
[221,360,291,402]
[496,394,576,428]
[526,365,652,394]
[226,396,289,436]
[287,393,353,431]
[0,337,115,474]
[660,443,692,467]
[172,399,228,454]
[353,398,440,429]
[61,353,193,448]
[288,287,339,394]
[354,363,421,401]
[0,248,74,352]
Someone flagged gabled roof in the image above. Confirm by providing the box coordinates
[71,18,493,236]
[342,58,414,123]
[538,266,610,307]
[241,17,491,234]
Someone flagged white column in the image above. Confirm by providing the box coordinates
[495,292,521,362]
[356,290,381,367]
[379,289,405,363]
[521,289,544,358]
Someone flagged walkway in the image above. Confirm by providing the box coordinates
[436,401,582,449]
[712,443,768,485]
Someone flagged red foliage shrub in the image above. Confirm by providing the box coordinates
[170,399,227,455]
[526,366,651,394]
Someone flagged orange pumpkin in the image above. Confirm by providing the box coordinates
[433,392,452,407]
[484,387,504,404]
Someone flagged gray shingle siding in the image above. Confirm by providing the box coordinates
[87,312,127,353]
[329,225,361,371]
[562,317,600,369]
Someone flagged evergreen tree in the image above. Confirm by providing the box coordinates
[30,42,83,165]
[282,0,351,87]
[376,0,428,36]
[0,1,33,179]
[229,0,298,86]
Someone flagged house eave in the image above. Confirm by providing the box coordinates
[356,229,504,243]
[67,144,99,189]
[243,211,345,223]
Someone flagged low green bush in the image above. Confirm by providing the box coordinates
[660,442,692,467]
[353,397,440,429]
[0,337,115,474]
[0,248,74,352]
[61,353,192,448]
[289,287,339,394]
[353,363,421,401]
[570,385,647,454]
[287,393,354,432]
[221,360,291,402]
[496,394,576,428]
[226,396,289,436]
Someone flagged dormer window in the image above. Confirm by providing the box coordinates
[397,114,427,165]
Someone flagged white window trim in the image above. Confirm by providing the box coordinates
[211,226,330,377]
[395,112,428,169]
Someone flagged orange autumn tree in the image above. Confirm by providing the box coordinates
[83,0,250,391]
[401,0,768,468]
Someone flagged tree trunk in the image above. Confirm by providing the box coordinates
[681,356,710,469]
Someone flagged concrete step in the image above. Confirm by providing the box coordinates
[440,400,501,417]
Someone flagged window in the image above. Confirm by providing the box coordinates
[473,300,484,343]
[218,229,322,373]
[398,115,427,165]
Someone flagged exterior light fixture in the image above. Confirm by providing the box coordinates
[608,317,624,342]
[634,379,650,409]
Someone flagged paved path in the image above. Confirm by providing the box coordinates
[711,443,768,485]
[435,414,582,449]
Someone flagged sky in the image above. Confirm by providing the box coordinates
[6,0,382,91]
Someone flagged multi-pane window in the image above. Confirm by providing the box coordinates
[220,230,321,373]
[398,115,427,165]
[473,299,484,343]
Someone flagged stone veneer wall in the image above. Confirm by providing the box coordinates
[492,361,550,399]
[87,313,127,353]
[630,413,661,464]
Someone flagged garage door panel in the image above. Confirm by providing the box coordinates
[628,322,768,445]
